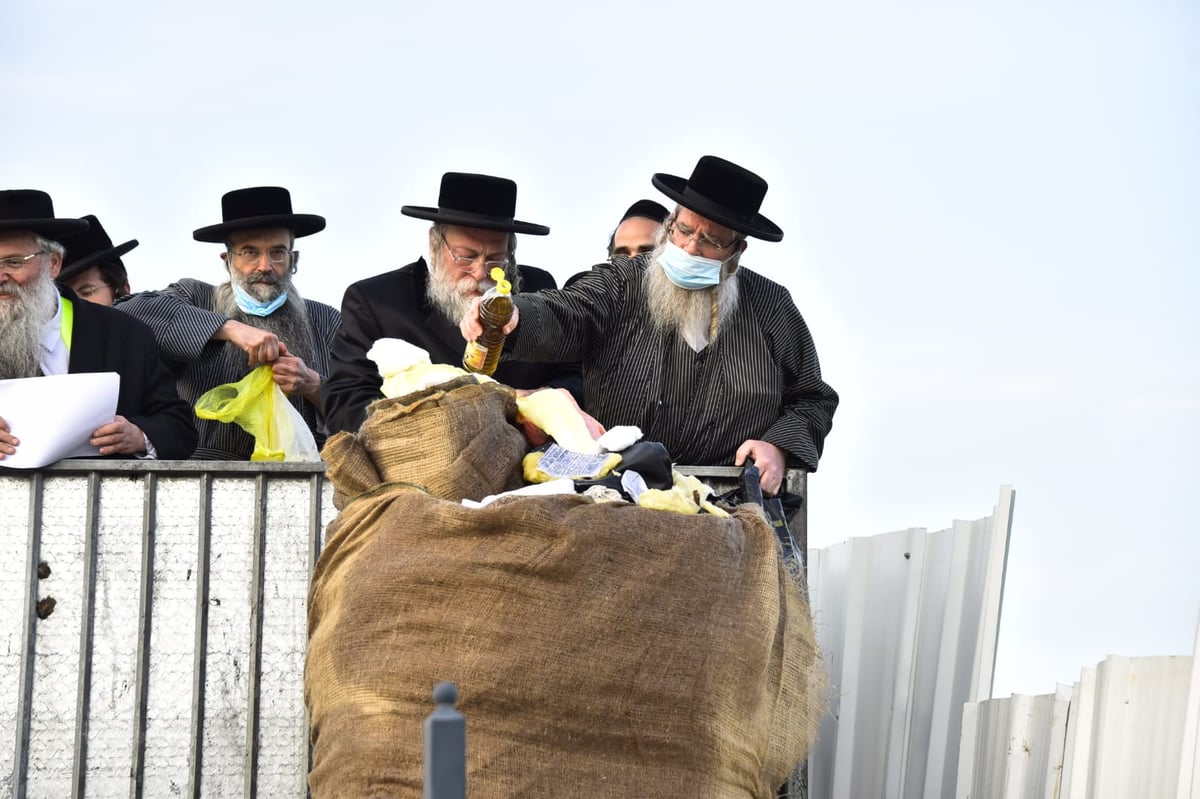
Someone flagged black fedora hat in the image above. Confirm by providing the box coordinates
[401,173,549,236]
[652,156,783,242]
[58,215,137,281]
[0,190,90,239]
[619,199,669,224]
[193,186,326,243]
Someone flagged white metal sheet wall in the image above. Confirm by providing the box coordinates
[957,617,1200,799]
[805,486,1015,799]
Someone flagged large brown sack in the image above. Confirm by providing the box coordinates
[307,376,825,797]
[306,493,825,798]
[321,375,527,507]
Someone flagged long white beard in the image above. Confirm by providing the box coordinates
[0,265,57,380]
[644,256,740,351]
[425,251,499,323]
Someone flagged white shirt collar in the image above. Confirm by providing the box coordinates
[39,292,70,376]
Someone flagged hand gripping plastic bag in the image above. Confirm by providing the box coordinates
[194,365,321,462]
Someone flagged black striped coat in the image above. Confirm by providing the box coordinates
[509,256,838,471]
[117,279,341,460]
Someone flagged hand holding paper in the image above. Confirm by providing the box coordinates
[89,414,146,456]
[0,416,17,457]
[0,372,121,468]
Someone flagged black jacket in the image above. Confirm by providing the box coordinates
[65,287,198,459]
[323,259,583,435]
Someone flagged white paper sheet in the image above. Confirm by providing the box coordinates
[0,372,120,469]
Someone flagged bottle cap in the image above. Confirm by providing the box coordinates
[491,267,512,295]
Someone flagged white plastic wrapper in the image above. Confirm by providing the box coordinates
[367,338,489,399]
[597,425,643,453]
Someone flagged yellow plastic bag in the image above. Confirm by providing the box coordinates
[194,366,321,462]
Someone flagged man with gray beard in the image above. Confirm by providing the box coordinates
[460,156,839,495]
[323,172,581,435]
[119,187,340,460]
[0,190,196,461]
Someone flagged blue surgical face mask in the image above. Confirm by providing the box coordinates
[657,242,729,290]
[232,282,288,316]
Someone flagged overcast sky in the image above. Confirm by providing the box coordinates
[5,0,1197,697]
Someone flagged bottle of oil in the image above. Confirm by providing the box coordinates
[462,267,514,376]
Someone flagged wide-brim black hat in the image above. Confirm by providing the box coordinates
[401,172,549,236]
[193,186,326,243]
[0,190,90,239]
[652,156,783,242]
[58,214,137,281]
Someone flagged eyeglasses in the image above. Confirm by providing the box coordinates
[230,246,293,266]
[73,282,116,300]
[446,245,511,271]
[441,229,511,272]
[0,251,47,274]
[667,221,739,256]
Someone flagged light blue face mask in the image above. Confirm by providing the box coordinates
[657,242,730,289]
[232,282,288,317]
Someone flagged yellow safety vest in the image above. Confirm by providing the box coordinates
[61,296,73,350]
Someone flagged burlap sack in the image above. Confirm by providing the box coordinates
[306,485,826,797]
[321,375,527,507]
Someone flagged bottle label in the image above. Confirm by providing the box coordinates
[463,340,490,372]
[537,444,613,478]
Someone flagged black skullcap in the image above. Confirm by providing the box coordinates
[619,199,669,224]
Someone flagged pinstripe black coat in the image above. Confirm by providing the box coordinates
[117,279,341,460]
[509,256,839,471]
[60,287,198,460]
[322,258,583,435]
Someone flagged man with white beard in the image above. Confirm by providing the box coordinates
[119,187,340,460]
[322,172,582,435]
[0,190,196,461]
[460,156,839,495]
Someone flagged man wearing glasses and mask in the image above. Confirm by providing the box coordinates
[460,156,839,496]
[119,187,341,459]
[323,172,581,435]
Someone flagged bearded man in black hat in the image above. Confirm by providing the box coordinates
[322,172,582,435]
[0,190,197,461]
[57,214,134,306]
[118,187,341,460]
[460,156,839,495]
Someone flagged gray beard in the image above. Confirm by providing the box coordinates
[0,267,58,380]
[426,272,486,323]
[424,251,521,323]
[213,280,316,367]
[644,256,740,351]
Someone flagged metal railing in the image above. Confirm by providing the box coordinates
[1,461,333,798]
[1,460,805,798]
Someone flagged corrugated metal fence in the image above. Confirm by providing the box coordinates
[957,619,1200,799]
[805,486,1016,799]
